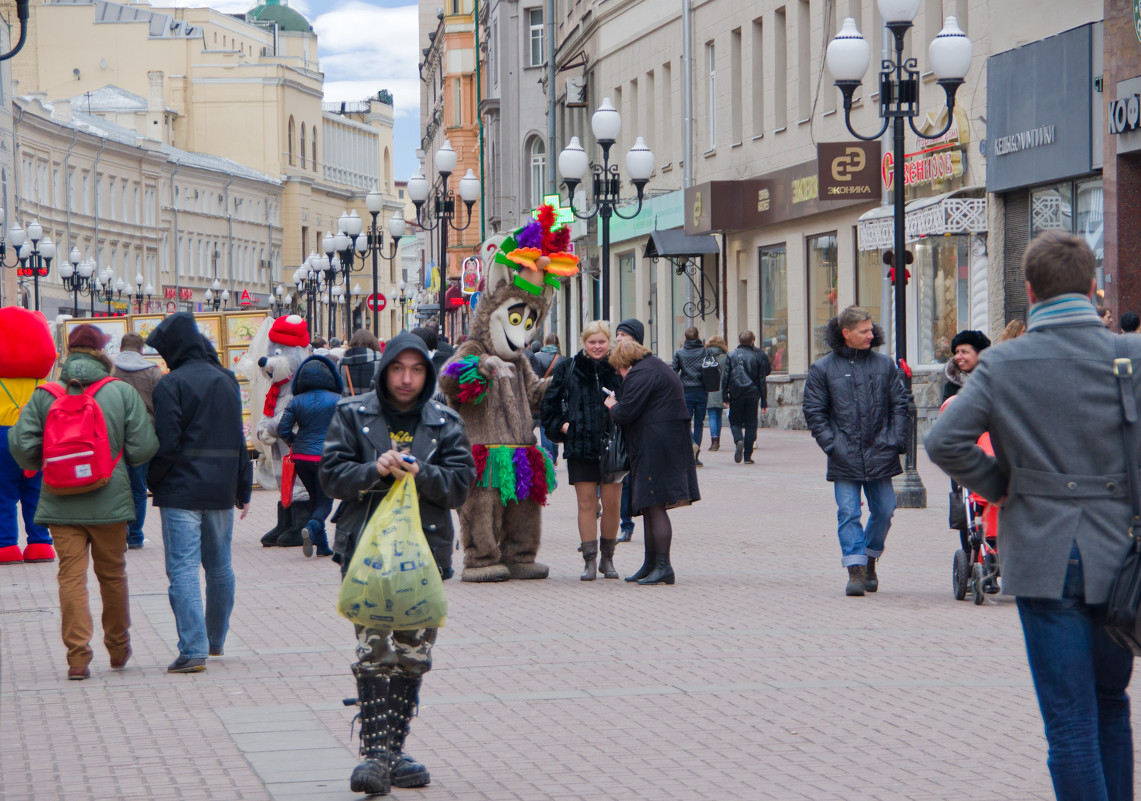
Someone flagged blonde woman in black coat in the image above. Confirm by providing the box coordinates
[605,340,700,585]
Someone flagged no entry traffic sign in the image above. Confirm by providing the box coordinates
[366,293,387,312]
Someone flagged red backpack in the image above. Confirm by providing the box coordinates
[38,377,122,495]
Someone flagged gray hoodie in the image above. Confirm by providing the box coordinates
[111,350,162,420]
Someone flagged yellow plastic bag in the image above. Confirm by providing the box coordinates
[337,475,448,630]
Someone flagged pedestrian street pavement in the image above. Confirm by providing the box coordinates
[2,428,1136,801]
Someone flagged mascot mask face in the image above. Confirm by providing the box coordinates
[489,300,541,360]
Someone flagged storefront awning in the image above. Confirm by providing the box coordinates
[644,229,720,259]
[857,186,988,251]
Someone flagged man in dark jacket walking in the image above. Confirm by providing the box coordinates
[146,313,252,673]
[927,232,1137,795]
[802,306,907,597]
[721,330,771,465]
[320,332,475,796]
[672,327,709,465]
[111,332,162,549]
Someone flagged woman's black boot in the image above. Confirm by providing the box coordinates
[624,539,655,582]
[349,671,391,795]
[389,676,430,788]
[636,555,675,585]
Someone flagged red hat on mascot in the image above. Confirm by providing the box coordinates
[269,314,310,348]
[0,307,56,379]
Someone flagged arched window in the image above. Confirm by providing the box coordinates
[311,132,317,171]
[528,137,546,210]
[384,147,392,192]
[287,116,295,166]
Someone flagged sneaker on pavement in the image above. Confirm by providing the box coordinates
[68,665,90,680]
[734,441,744,463]
[167,655,207,673]
[111,646,132,670]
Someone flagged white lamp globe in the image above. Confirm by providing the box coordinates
[144,284,154,295]
[388,216,406,238]
[458,169,481,204]
[114,277,125,292]
[877,0,920,23]
[826,19,871,82]
[136,273,146,288]
[205,288,214,302]
[334,231,351,253]
[591,98,621,142]
[221,289,230,302]
[77,259,95,278]
[69,247,82,266]
[211,278,222,292]
[58,260,74,279]
[558,137,590,182]
[322,231,336,254]
[39,238,55,260]
[27,220,42,243]
[345,210,364,237]
[625,137,655,181]
[435,140,458,175]
[928,17,972,81]
[407,171,430,204]
[355,234,368,253]
[366,188,383,214]
[8,224,25,248]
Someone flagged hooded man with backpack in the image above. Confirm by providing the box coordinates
[8,324,158,681]
[146,312,252,674]
[722,331,772,465]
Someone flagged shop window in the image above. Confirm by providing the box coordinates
[619,252,637,323]
[916,237,971,365]
[856,245,887,348]
[760,245,788,371]
[1031,179,1104,297]
[807,233,838,364]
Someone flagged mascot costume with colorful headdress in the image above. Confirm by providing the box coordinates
[0,307,58,563]
[237,314,312,547]
[438,204,578,581]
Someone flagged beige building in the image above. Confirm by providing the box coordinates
[10,0,405,337]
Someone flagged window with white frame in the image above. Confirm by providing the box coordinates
[707,42,716,147]
[529,9,544,67]
[529,137,546,210]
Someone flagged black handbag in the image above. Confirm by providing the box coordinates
[599,421,629,483]
[1104,338,1141,655]
[948,489,967,531]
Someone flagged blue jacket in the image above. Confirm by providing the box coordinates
[280,355,344,457]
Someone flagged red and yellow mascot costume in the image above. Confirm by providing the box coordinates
[0,307,58,562]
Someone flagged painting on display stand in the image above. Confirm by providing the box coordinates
[130,314,165,355]
[62,318,127,359]
[195,314,223,358]
[226,312,267,346]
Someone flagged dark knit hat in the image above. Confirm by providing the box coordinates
[950,329,991,353]
[615,318,645,345]
[68,323,111,351]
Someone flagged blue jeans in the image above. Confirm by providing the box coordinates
[620,475,633,534]
[1016,545,1134,800]
[833,478,896,567]
[159,507,236,659]
[539,426,558,462]
[683,388,708,447]
[127,462,149,547]
[707,407,723,439]
[0,426,51,547]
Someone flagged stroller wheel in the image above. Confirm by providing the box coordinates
[971,563,986,605]
[953,550,969,601]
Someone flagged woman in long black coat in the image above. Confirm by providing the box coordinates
[605,340,700,585]
[541,321,624,580]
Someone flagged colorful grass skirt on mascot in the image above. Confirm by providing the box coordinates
[438,204,576,582]
[237,314,313,547]
[0,307,58,563]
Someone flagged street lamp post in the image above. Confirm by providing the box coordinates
[825,2,973,508]
[58,248,97,317]
[558,98,655,321]
[205,278,230,311]
[359,189,404,333]
[396,280,410,331]
[126,273,153,314]
[13,221,54,312]
[294,257,323,332]
[97,268,118,316]
[407,140,480,300]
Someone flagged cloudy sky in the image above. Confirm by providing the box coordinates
[158,0,423,179]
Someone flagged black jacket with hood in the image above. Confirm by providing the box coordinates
[319,332,475,579]
[540,349,623,461]
[671,338,709,390]
[146,313,253,509]
[802,318,908,482]
[280,355,343,456]
[722,344,772,407]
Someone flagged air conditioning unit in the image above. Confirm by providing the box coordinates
[566,76,587,108]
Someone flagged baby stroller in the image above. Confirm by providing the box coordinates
[951,432,1001,604]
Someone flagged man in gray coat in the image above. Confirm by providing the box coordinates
[927,231,1135,797]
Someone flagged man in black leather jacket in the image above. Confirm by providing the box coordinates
[319,332,475,796]
[802,306,907,598]
[721,330,771,465]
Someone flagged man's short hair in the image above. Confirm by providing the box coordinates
[739,330,755,346]
[311,336,327,349]
[1023,231,1096,301]
[1122,311,1140,333]
[120,332,145,352]
[684,326,699,341]
[837,305,873,332]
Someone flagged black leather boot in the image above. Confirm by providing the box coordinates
[598,538,619,579]
[636,555,675,585]
[276,500,310,547]
[864,558,878,593]
[349,671,391,795]
[580,541,598,581]
[260,502,288,547]
[625,538,655,582]
[388,676,430,788]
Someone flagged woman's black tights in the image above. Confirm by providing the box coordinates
[642,504,672,558]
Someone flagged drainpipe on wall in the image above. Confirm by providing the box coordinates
[92,137,106,265]
[171,159,181,306]
[3,103,26,308]
[63,127,78,261]
[474,0,485,244]
[682,0,693,190]
[547,0,556,193]
[224,174,234,298]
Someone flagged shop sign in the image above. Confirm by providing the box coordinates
[1135,0,1141,46]
[1109,94,1141,134]
[818,142,881,198]
[993,124,1057,153]
[881,147,962,190]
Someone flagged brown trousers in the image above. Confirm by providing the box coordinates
[51,523,131,668]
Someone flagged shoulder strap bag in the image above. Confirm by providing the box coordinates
[543,354,560,379]
[1103,336,1141,655]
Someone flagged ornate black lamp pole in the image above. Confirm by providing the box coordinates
[406,140,480,298]
[558,98,654,321]
[13,221,54,312]
[125,273,153,314]
[825,2,972,508]
[58,248,96,317]
[357,190,404,333]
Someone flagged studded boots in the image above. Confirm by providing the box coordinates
[389,676,430,788]
[349,671,391,795]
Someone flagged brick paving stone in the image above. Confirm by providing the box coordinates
[2,429,1138,800]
